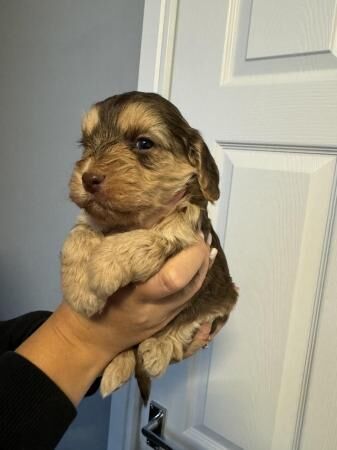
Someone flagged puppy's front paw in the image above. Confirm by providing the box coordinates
[75,292,107,317]
[138,338,174,378]
[88,259,126,299]
[100,350,136,397]
[64,285,106,317]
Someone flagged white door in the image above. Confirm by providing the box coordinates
[114,1,337,449]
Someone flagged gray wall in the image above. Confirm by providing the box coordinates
[0,0,144,448]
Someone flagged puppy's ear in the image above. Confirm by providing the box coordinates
[188,131,220,202]
[81,106,99,135]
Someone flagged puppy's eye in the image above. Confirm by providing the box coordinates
[135,137,154,150]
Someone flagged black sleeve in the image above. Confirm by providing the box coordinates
[0,310,53,354]
[0,351,76,450]
[0,311,101,396]
[0,311,101,449]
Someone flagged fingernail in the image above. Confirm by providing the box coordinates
[207,233,212,246]
[209,248,218,261]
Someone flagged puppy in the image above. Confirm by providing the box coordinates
[61,91,238,401]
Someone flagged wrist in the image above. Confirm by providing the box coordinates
[52,302,118,372]
[16,303,118,406]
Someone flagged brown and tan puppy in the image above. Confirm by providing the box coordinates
[61,91,238,401]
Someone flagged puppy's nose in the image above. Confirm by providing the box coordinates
[82,172,105,193]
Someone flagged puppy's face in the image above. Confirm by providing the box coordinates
[69,92,219,230]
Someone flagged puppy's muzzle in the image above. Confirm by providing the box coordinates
[82,172,105,194]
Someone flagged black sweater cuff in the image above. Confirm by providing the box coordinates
[0,310,101,398]
[0,351,77,450]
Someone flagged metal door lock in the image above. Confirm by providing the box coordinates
[141,401,177,450]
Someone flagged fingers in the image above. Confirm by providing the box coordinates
[182,319,225,359]
[133,233,219,332]
[138,237,210,301]
[183,322,212,358]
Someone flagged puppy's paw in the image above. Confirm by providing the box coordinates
[76,293,107,317]
[100,350,136,397]
[138,338,174,378]
[88,261,125,299]
[64,288,106,317]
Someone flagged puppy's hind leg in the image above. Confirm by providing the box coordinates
[138,320,210,378]
[138,338,175,378]
[100,349,136,397]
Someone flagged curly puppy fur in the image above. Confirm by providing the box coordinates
[61,91,238,402]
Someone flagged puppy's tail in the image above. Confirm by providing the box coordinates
[135,359,151,406]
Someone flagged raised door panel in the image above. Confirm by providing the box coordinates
[247,0,336,58]
[298,185,337,450]
[169,0,337,145]
[201,146,336,450]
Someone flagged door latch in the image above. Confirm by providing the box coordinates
[141,401,179,450]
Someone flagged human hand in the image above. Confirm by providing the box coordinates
[16,236,217,406]
[77,235,216,363]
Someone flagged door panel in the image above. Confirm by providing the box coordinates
[247,0,335,59]
[203,148,335,450]
[135,1,337,449]
[299,211,337,450]
[222,0,337,80]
